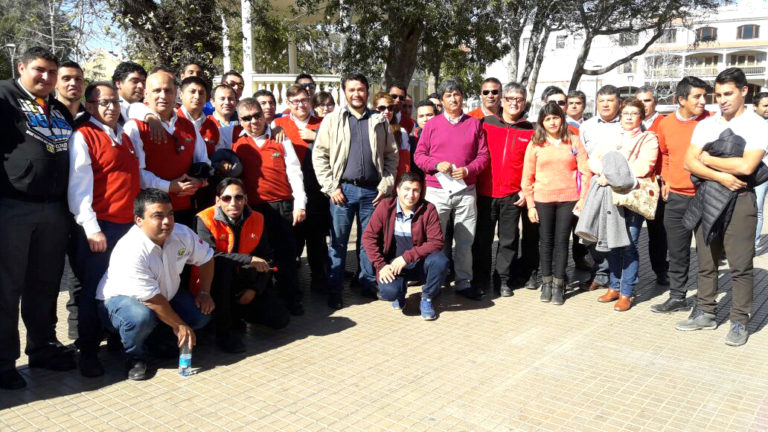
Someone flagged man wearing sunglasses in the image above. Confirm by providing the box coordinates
[195,178,289,353]
[388,84,415,134]
[468,77,502,120]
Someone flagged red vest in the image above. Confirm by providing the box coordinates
[233,134,293,204]
[273,115,322,163]
[399,115,415,134]
[177,108,220,157]
[76,122,141,224]
[135,117,197,210]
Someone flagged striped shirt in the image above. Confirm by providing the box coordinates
[394,201,416,269]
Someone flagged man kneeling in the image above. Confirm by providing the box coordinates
[195,178,290,353]
[362,172,448,320]
[96,189,215,380]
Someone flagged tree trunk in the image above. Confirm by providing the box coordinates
[568,33,593,91]
[525,28,549,98]
[384,20,425,89]
[507,38,519,83]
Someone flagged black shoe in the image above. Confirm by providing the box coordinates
[0,368,26,390]
[656,273,670,286]
[288,300,305,316]
[650,297,688,313]
[456,287,482,301]
[359,288,378,299]
[28,348,76,371]
[524,271,539,290]
[540,280,553,302]
[79,352,105,378]
[327,293,343,310]
[407,279,424,287]
[500,286,514,297]
[551,279,565,306]
[126,359,148,381]
[216,333,246,354]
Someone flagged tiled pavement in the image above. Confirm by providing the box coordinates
[3,224,768,431]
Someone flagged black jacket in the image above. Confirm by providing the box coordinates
[0,79,73,201]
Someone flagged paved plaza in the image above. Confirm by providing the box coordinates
[2,224,768,431]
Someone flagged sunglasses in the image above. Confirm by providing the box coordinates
[301,83,317,90]
[240,112,263,122]
[553,100,567,106]
[482,89,500,96]
[220,194,245,203]
[389,94,406,100]
[377,105,396,112]
[225,81,244,89]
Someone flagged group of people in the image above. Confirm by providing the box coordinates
[1,45,766,389]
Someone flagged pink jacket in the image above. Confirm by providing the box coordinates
[587,128,658,178]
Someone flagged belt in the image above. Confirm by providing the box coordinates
[340,179,378,187]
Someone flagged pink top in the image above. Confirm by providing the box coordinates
[587,128,659,179]
[521,139,591,208]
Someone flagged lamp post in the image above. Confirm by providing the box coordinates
[627,74,634,97]
[593,64,602,115]
[3,44,16,79]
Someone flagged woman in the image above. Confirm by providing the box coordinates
[588,98,658,311]
[522,102,590,305]
[312,91,335,118]
[374,92,410,183]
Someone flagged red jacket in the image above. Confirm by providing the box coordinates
[362,197,444,276]
[477,115,535,198]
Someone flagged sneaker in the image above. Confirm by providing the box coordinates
[392,294,406,311]
[420,299,436,321]
[675,309,717,331]
[725,321,749,346]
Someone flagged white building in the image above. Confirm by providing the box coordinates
[485,0,768,113]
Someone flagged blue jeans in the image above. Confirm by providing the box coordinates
[328,183,377,295]
[376,252,450,301]
[755,181,767,246]
[607,210,644,297]
[100,289,211,360]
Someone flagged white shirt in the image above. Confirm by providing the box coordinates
[68,118,136,236]
[580,114,621,156]
[444,111,465,125]
[217,126,307,210]
[123,110,211,191]
[691,109,768,163]
[291,113,310,129]
[180,105,206,130]
[96,224,213,301]
[642,112,661,131]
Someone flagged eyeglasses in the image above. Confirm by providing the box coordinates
[300,83,316,90]
[621,112,642,118]
[553,100,567,106]
[220,194,245,203]
[88,99,120,107]
[504,96,525,104]
[482,89,500,96]
[225,81,244,89]
[377,105,396,112]
[240,112,263,122]
[389,94,406,101]
[289,98,311,106]
[319,103,335,109]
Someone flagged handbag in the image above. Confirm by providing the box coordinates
[611,133,660,220]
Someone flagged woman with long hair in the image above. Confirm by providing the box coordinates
[312,91,335,118]
[374,92,410,184]
[522,102,591,305]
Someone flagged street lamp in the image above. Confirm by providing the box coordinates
[627,74,635,97]
[3,44,16,79]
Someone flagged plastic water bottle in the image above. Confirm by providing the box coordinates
[179,343,192,376]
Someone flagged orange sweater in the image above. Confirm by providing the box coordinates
[521,139,591,207]
[657,111,711,196]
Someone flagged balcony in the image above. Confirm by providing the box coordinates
[729,64,766,75]
[683,65,720,76]
[646,66,682,79]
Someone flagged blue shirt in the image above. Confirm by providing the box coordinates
[341,108,378,183]
[394,201,416,269]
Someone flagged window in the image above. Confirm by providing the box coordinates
[556,35,566,49]
[620,60,637,74]
[730,53,763,65]
[695,27,717,42]
[737,24,760,39]
[619,33,638,46]
[660,29,676,43]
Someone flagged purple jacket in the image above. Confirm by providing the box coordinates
[413,113,490,189]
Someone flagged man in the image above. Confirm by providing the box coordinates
[472,82,536,297]
[580,84,622,291]
[56,60,88,126]
[428,92,443,113]
[254,89,281,124]
[312,72,398,309]
[68,81,141,377]
[676,68,768,347]
[97,189,214,380]
[111,61,147,123]
[541,86,567,109]
[221,98,307,316]
[650,76,710,314]
[124,71,211,227]
[274,84,328,291]
[195,178,289,353]
[209,84,239,127]
[178,76,219,157]
[566,90,586,128]
[402,95,414,121]
[635,85,670,286]
[180,62,205,80]
[388,84,415,134]
[221,70,245,100]
[754,92,768,118]
[362,172,448,320]
[0,46,75,390]
[296,73,317,98]
[414,78,490,300]
[410,99,438,178]
[468,77,502,120]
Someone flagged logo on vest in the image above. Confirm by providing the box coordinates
[272,152,281,158]
[177,247,187,257]
[219,234,226,240]
[250,233,257,239]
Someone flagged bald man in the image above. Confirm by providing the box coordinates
[123,72,211,226]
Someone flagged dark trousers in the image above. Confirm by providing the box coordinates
[473,194,525,290]
[694,192,756,325]
[256,200,301,304]
[536,201,576,280]
[664,193,694,299]
[0,199,69,370]
[517,209,540,278]
[71,220,132,353]
[211,258,289,334]
[62,219,82,341]
[646,189,669,276]
[377,252,450,301]
[294,190,330,281]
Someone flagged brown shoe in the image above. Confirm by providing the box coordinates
[597,289,620,303]
[614,295,633,312]
[586,280,606,291]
